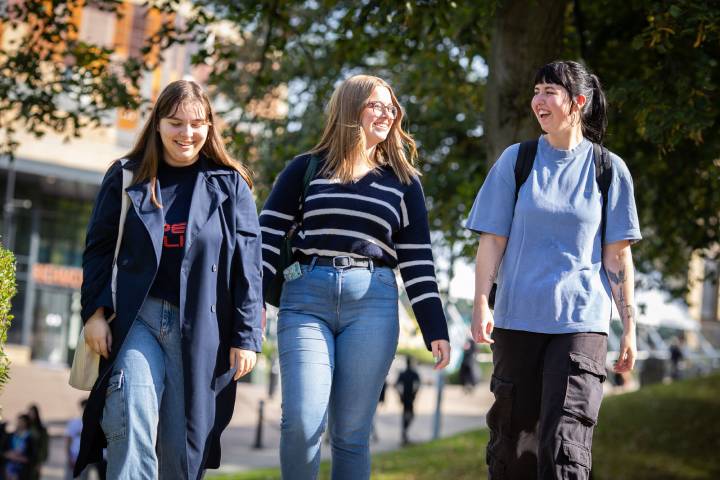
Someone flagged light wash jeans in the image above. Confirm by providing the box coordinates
[101,296,187,479]
[278,260,399,480]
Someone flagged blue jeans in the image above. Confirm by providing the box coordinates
[101,297,187,479]
[278,261,399,480]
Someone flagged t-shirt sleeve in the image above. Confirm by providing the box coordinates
[604,153,642,245]
[464,143,519,236]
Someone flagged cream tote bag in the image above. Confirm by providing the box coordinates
[69,160,131,390]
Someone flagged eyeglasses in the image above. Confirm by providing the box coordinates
[365,101,398,119]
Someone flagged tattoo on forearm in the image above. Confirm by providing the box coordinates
[607,268,625,286]
[608,267,633,324]
[623,305,636,324]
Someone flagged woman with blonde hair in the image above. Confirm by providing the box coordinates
[77,79,263,479]
[260,74,451,479]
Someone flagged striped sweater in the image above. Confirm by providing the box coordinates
[260,153,449,348]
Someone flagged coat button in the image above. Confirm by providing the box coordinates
[120,259,129,266]
[210,304,216,313]
[211,264,217,272]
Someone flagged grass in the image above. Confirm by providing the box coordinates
[592,373,720,480]
[210,373,720,480]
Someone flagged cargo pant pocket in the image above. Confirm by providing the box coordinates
[100,370,127,443]
[486,375,514,479]
[563,352,606,427]
[557,439,591,480]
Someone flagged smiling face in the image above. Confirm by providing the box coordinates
[158,101,209,167]
[531,82,581,136]
[360,86,396,150]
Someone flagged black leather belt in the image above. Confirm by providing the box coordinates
[297,254,386,269]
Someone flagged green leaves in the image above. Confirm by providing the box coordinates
[580,0,720,292]
[0,0,144,158]
[0,243,16,395]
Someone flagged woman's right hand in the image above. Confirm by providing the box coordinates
[471,302,495,344]
[84,307,112,359]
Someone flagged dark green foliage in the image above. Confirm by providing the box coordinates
[0,243,16,393]
[577,0,720,294]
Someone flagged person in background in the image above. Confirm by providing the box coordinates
[260,74,450,479]
[467,60,641,478]
[669,335,685,381]
[25,405,47,480]
[370,379,387,443]
[0,421,8,480]
[4,415,35,480]
[65,400,86,480]
[458,339,479,393]
[395,356,421,445]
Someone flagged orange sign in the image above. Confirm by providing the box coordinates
[32,264,83,289]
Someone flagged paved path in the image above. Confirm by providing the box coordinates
[1,359,493,478]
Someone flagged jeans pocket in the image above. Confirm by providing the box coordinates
[374,268,397,288]
[563,352,606,426]
[101,370,127,442]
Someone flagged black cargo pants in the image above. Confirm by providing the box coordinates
[486,328,607,480]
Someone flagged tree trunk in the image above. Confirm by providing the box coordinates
[485,0,568,165]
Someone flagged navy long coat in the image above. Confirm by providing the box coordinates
[75,156,263,478]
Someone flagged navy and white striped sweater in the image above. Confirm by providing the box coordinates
[260,153,449,347]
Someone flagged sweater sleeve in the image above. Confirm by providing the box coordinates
[259,155,311,299]
[393,177,449,350]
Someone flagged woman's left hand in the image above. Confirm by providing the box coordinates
[614,330,637,373]
[431,340,451,370]
[230,348,257,381]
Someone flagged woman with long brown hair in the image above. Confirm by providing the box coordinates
[260,74,450,479]
[77,80,263,479]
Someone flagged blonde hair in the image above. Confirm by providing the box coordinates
[123,80,253,207]
[310,75,419,184]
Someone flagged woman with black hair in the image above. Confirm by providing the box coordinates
[466,60,641,478]
[25,406,47,480]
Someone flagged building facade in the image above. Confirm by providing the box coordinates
[0,1,201,365]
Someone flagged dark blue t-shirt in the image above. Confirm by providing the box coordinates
[148,160,199,306]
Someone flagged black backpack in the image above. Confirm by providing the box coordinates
[488,140,613,309]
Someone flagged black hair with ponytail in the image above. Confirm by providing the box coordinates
[533,60,608,144]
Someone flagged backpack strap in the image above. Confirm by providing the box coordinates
[488,140,538,310]
[298,155,319,219]
[592,143,613,245]
[514,140,538,201]
[286,155,319,237]
[301,155,319,200]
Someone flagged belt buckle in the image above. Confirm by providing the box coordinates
[332,256,352,268]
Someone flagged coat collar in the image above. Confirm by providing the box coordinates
[124,155,231,266]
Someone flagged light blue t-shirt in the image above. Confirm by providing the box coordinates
[465,136,642,334]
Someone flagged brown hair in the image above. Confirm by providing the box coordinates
[310,75,419,184]
[123,80,252,207]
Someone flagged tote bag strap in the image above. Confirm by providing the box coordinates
[110,159,132,313]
